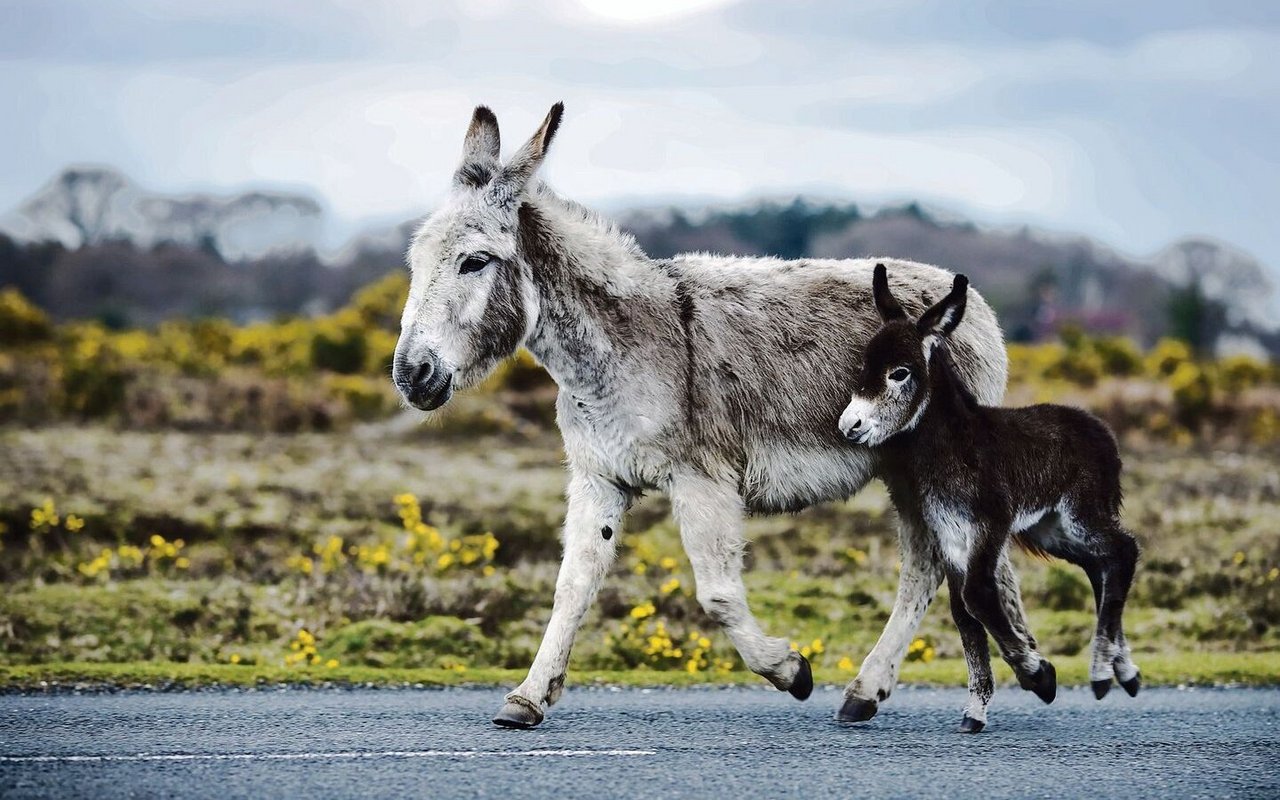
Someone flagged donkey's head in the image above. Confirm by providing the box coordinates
[393,103,563,410]
[838,264,969,445]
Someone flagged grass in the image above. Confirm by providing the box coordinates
[4,652,1278,692]
[2,428,1277,687]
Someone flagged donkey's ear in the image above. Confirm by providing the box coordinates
[496,102,564,198]
[917,274,969,339]
[454,106,501,188]
[872,263,907,322]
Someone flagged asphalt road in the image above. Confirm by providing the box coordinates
[2,685,1277,799]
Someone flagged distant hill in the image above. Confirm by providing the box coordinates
[0,166,325,261]
[0,168,1274,354]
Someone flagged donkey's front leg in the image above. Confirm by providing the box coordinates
[493,472,627,729]
[669,472,811,699]
[838,514,943,723]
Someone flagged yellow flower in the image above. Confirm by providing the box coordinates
[837,656,855,672]
[1269,567,1279,581]
[697,636,711,649]
[659,577,680,595]
[810,638,825,655]
[29,498,58,530]
[229,654,242,664]
[325,659,339,669]
[150,534,165,548]
[632,562,647,575]
[436,553,455,569]
[922,647,936,663]
[482,565,496,577]
[629,602,656,620]
[1233,551,1246,566]
[64,514,85,532]
[659,556,678,571]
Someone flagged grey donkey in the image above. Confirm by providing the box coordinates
[838,265,1140,731]
[392,103,1011,728]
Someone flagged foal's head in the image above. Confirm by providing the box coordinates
[393,104,563,410]
[838,264,969,445]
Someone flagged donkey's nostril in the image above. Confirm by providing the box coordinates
[409,361,434,388]
[850,419,863,430]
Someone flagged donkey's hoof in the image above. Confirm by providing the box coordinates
[787,654,814,701]
[1091,678,1113,700]
[1119,671,1141,698]
[1017,660,1057,705]
[492,697,544,729]
[836,696,879,724]
[958,716,985,734]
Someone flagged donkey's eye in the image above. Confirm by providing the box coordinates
[459,253,492,274]
[888,367,911,382]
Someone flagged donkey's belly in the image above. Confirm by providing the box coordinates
[740,444,876,514]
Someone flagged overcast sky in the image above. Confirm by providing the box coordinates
[2,0,1277,268]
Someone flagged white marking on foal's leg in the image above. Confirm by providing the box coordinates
[1113,633,1139,682]
[504,472,627,719]
[669,472,799,689]
[845,515,942,706]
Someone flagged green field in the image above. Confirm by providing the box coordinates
[1,425,1277,689]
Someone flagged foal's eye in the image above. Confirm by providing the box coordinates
[888,367,911,382]
[459,253,492,274]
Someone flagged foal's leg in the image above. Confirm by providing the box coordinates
[1072,517,1141,699]
[962,535,1057,704]
[947,570,994,733]
[996,553,1039,653]
[493,472,628,728]
[839,513,943,722]
[669,471,810,697]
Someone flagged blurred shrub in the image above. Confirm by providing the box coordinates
[1,282,1276,442]
[0,287,53,343]
[1042,564,1092,612]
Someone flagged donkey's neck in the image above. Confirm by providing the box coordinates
[517,194,671,398]
[916,347,983,437]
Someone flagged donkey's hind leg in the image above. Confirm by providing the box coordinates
[1067,515,1140,699]
[669,472,810,699]
[839,512,943,723]
[947,570,994,733]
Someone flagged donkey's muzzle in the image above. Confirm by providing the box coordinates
[394,356,454,411]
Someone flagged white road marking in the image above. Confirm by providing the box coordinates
[0,749,656,763]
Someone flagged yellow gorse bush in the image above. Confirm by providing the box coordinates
[285,494,499,579]
[75,533,189,580]
[283,628,339,669]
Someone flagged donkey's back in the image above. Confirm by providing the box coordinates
[667,254,1007,512]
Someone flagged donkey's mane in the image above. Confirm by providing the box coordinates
[934,341,983,412]
[530,183,645,260]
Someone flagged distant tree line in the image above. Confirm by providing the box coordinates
[0,199,1251,354]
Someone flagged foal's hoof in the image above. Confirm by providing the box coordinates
[1119,671,1141,698]
[836,696,879,724]
[958,716,985,734]
[1017,660,1057,705]
[492,696,544,729]
[1091,678,1112,700]
[787,654,814,701]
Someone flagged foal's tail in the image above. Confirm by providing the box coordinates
[1012,532,1053,561]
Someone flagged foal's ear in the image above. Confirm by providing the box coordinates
[872,263,907,322]
[917,274,969,339]
[495,102,565,200]
[454,106,501,188]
